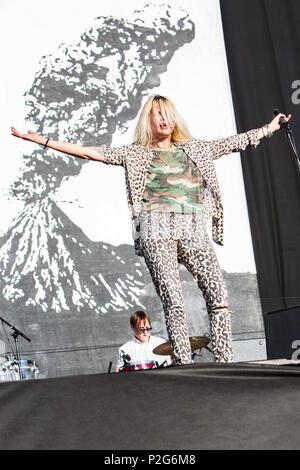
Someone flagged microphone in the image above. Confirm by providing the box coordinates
[273,108,291,130]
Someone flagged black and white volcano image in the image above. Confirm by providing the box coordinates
[0,197,146,314]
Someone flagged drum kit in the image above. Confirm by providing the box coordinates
[1,313,211,378]
[0,316,39,384]
[119,336,211,372]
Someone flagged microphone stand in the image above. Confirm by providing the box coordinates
[273,109,300,173]
[281,122,300,173]
[0,317,31,381]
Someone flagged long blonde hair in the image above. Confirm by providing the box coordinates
[134,95,192,147]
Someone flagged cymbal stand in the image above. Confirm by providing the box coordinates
[0,317,31,381]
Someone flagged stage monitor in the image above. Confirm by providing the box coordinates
[264,305,300,360]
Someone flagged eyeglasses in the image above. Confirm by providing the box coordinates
[134,327,152,333]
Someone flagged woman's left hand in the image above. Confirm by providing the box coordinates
[269,113,292,133]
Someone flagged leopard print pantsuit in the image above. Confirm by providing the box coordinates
[140,212,233,364]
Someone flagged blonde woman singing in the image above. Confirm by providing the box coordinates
[11,95,291,365]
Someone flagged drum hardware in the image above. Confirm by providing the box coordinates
[118,349,131,372]
[152,336,211,356]
[0,316,31,381]
[0,359,39,382]
[131,360,156,371]
[156,360,168,368]
[204,345,213,354]
[118,348,161,372]
[120,360,157,372]
[192,340,214,359]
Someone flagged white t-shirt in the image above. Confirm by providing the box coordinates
[117,335,172,371]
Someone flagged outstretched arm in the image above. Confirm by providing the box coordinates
[11,127,104,162]
[207,113,292,160]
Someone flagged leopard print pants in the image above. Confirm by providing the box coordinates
[139,212,233,365]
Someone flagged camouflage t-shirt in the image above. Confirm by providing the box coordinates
[142,147,205,214]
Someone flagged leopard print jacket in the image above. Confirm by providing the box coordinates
[101,128,261,256]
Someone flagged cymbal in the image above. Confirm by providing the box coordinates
[153,336,210,356]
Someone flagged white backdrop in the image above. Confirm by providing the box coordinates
[0,0,257,273]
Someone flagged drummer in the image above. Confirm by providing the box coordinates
[116,310,172,372]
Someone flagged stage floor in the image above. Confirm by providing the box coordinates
[0,361,300,450]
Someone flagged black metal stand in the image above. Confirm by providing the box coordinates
[273,109,300,173]
[282,123,300,173]
[0,317,31,381]
[192,345,214,360]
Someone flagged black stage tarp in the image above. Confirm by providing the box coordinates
[0,362,300,450]
[221,0,300,313]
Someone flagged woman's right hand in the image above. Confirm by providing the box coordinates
[11,127,46,145]
[10,126,105,161]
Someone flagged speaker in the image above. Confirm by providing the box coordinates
[264,305,300,359]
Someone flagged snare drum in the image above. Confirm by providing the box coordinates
[129,360,157,371]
